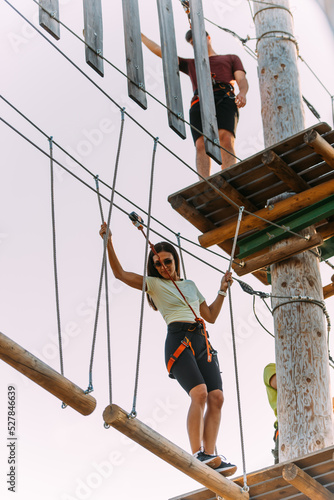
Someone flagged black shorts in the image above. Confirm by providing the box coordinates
[189,89,239,144]
[165,322,223,394]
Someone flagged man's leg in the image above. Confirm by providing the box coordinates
[219,129,237,170]
[203,389,224,454]
[187,383,208,453]
[195,136,211,178]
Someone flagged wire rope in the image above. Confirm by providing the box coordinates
[129,138,159,418]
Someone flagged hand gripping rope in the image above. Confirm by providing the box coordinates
[129,211,212,365]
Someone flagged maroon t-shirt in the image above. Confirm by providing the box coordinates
[179,54,245,92]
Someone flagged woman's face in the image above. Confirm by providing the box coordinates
[152,251,178,280]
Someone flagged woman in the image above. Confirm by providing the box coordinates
[100,222,236,476]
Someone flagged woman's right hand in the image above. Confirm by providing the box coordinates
[99,222,111,241]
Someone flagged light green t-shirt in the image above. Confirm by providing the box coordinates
[146,276,205,325]
[264,363,277,418]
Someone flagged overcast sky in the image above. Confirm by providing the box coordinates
[1,1,334,500]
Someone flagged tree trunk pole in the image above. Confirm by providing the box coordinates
[253,0,334,461]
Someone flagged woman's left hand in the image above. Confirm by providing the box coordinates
[220,271,233,292]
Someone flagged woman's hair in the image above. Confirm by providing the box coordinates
[146,241,180,311]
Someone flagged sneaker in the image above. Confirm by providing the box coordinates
[193,450,221,468]
[213,456,237,477]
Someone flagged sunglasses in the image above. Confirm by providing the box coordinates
[153,258,173,268]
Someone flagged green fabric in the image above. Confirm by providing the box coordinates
[264,363,277,417]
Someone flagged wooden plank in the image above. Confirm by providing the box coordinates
[232,232,323,277]
[189,0,221,165]
[0,331,96,416]
[282,463,334,499]
[262,150,310,192]
[305,130,334,169]
[157,0,186,139]
[237,195,334,259]
[122,0,147,109]
[39,0,60,40]
[103,405,249,500]
[323,283,334,299]
[198,178,334,248]
[83,0,104,77]
[209,176,258,212]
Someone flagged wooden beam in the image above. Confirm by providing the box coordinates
[189,0,221,165]
[122,0,147,109]
[83,0,104,77]
[0,331,96,416]
[262,150,310,192]
[232,232,323,276]
[323,283,334,300]
[199,178,334,248]
[39,0,60,40]
[103,404,249,500]
[157,0,186,139]
[282,463,334,500]
[304,130,334,169]
[209,176,257,212]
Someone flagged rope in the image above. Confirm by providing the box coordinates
[129,138,159,419]
[95,176,113,408]
[86,109,125,394]
[227,207,248,492]
[176,232,187,280]
[48,136,65,400]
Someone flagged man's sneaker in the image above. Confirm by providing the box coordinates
[193,451,221,468]
[213,456,237,477]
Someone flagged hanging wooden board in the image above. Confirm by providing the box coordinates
[157,0,186,139]
[0,331,96,416]
[189,0,221,165]
[122,0,147,109]
[39,0,60,40]
[83,0,104,77]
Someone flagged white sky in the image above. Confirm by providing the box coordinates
[1,1,334,499]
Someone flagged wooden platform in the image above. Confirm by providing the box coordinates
[168,123,334,284]
[169,445,334,500]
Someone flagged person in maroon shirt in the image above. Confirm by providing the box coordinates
[142,30,248,177]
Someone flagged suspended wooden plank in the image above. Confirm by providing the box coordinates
[157,0,186,139]
[304,130,334,169]
[189,0,221,165]
[122,0,147,109]
[0,331,96,416]
[103,404,249,500]
[282,463,334,500]
[262,150,310,192]
[39,0,60,40]
[232,232,323,277]
[83,0,104,77]
[198,178,334,248]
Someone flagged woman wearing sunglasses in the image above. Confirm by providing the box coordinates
[99,222,236,476]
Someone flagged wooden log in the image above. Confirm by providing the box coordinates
[323,283,334,300]
[304,130,334,169]
[282,463,334,499]
[232,232,323,276]
[0,331,96,416]
[262,150,310,192]
[122,0,147,109]
[209,176,257,212]
[83,0,104,77]
[103,404,249,500]
[39,0,60,40]
[189,0,221,165]
[157,0,186,139]
[198,178,334,248]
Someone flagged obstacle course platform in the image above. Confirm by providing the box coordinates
[170,445,334,500]
[168,123,334,285]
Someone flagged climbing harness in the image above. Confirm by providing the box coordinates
[129,211,213,368]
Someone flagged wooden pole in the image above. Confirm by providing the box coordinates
[253,0,334,462]
[103,405,249,500]
[282,463,334,500]
[0,331,96,416]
